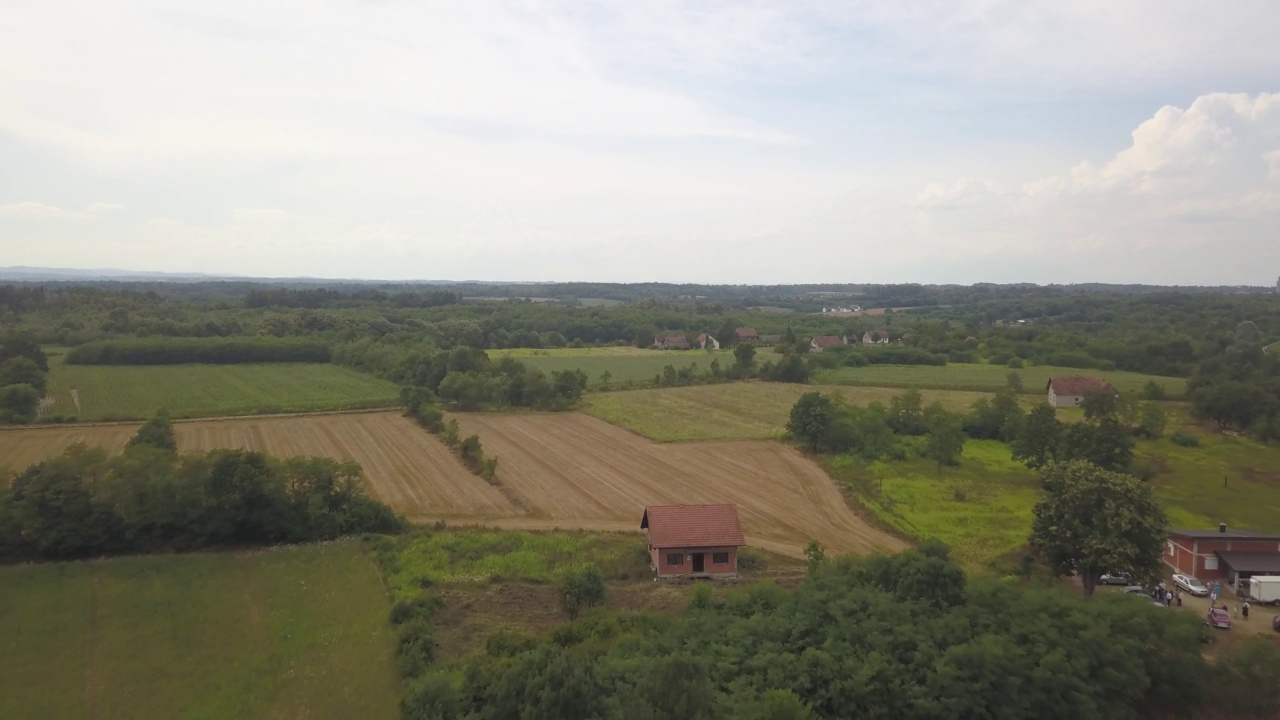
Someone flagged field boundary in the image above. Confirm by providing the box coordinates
[4,406,399,431]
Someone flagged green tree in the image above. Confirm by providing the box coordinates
[558,564,607,620]
[804,539,826,572]
[737,690,817,720]
[787,392,834,452]
[887,390,927,435]
[126,412,177,455]
[768,354,810,383]
[1012,404,1062,469]
[924,405,966,475]
[0,357,47,395]
[1137,402,1168,439]
[599,370,612,389]
[1030,461,1167,597]
[1060,416,1134,472]
[0,383,40,424]
[734,342,757,371]
[1081,389,1119,421]
[783,326,797,345]
[1005,371,1023,393]
[639,655,715,720]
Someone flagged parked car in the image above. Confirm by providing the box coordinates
[1123,585,1147,595]
[1099,572,1132,586]
[1273,615,1280,633]
[1206,607,1232,629]
[1173,574,1210,597]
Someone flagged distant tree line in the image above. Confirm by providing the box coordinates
[65,337,332,365]
[0,415,402,562]
[1187,340,1280,440]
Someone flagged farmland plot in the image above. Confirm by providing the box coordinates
[0,413,520,520]
[447,413,907,557]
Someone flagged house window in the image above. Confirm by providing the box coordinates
[1205,555,1219,571]
[712,552,729,565]
[666,553,684,567]
[1167,541,1175,556]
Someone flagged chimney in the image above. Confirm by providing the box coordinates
[1219,523,1227,534]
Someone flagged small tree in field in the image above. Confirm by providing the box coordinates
[559,565,607,620]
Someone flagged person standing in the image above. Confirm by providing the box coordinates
[1243,601,1251,621]
[1176,589,1182,608]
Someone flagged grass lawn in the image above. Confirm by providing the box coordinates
[826,440,1042,569]
[1140,427,1280,532]
[0,540,401,720]
[40,353,400,421]
[583,382,1001,442]
[491,346,757,388]
[814,363,1186,397]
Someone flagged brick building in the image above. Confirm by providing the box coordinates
[641,504,745,578]
[1164,525,1280,584]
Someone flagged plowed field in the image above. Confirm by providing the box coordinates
[0,411,906,557]
[0,413,518,520]
[446,413,906,557]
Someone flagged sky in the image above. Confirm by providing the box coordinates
[2,0,1279,285]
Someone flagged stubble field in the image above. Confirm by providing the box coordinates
[1,411,904,557]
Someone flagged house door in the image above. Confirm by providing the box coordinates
[692,554,705,573]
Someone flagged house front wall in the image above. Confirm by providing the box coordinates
[1047,388,1083,408]
[1163,536,1280,581]
[651,546,738,577]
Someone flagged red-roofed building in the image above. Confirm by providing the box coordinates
[641,504,746,578]
[1046,376,1116,408]
[809,335,843,353]
[735,327,759,342]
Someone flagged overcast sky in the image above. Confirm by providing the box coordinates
[2,1,1279,285]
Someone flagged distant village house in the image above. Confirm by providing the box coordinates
[654,333,690,350]
[810,335,843,353]
[1046,376,1115,408]
[862,330,890,345]
[696,333,720,350]
[735,327,759,342]
[641,504,746,578]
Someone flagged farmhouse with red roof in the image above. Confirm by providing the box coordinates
[735,327,759,342]
[641,504,746,578]
[1046,376,1116,408]
[809,335,843,353]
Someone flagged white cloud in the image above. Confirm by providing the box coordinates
[0,202,69,218]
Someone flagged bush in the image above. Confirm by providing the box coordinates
[396,618,436,679]
[559,565,607,620]
[1007,358,1025,369]
[736,548,766,571]
[1170,432,1201,447]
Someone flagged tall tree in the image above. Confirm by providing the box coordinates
[1030,460,1167,597]
[887,390,927,435]
[126,412,177,455]
[1012,404,1062,469]
[734,342,757,371]
[924,405,967,475]
[787,392,834,453]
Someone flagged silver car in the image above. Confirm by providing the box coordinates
[1172,574,1210,597]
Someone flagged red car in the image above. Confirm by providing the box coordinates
[1207,607,1232,629]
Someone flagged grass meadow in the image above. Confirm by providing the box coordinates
[372,529,651,600]
[826,421,1280,570]
[814,363,1186,396]
[584,382,999,442]
[39,353,399,421]
[0,540,401,720]
[490,346,755,388]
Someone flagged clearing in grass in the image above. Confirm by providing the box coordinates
[0,539,400,720]
[39,356,399,421]
[814,363,1185,397]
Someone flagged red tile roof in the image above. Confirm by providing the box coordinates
[1047,376,1114,396]
[641,504,745,548]
[811,335,842,347]
[735,327,758,339]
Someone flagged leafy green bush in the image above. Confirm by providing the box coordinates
[1170,432,1201,447]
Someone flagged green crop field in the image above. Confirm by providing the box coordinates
[39,355,400,421]
[0,540,401,720]
[491,346,756,388]
[583,382,1002,442]
[814,363,1186,396]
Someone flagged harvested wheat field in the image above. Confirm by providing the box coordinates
[0,413,520,520]
[446,413,907,557]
